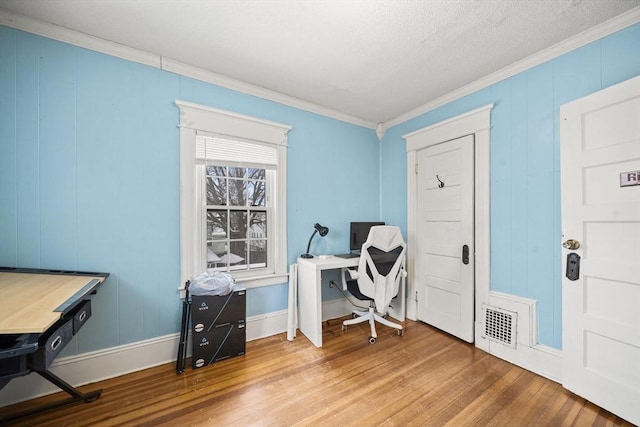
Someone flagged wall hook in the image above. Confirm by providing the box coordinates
[436,175,445,188]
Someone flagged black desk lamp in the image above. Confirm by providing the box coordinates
[300,223,329,258]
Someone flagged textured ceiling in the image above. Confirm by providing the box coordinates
[1,0,639,125]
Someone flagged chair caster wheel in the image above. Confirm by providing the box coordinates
[342,325,347,331]
[368,336,376,344]
[398,329,404,336]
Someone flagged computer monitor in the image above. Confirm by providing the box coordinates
[350,221,385,252]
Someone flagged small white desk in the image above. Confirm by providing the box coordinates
[295,255,405,347]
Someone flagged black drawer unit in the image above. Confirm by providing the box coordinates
[192,322,245,369]
[70,299,92,334]
[29,318,73,371]
[191,285,246,369]
[191,286,246,332]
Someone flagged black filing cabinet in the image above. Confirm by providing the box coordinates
[191,285,246,369]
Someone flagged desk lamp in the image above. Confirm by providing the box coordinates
[300,223,329,258]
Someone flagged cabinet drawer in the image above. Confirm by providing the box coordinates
[70,299,92,334]
[191,286,246,331]
[29,319,73,371]
[192,322,245,369]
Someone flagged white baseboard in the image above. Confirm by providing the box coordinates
[406,297,417,321]
[480,337,563,383]
[245,309,288,341]
[474,290,562,383]
[1,301,563,408]
[0,333,181,407]
[0,309,290,407]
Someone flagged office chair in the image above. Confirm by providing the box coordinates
[341,225,406,344]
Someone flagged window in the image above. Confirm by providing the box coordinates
[177,101,291,288]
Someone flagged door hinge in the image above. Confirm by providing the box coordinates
[415,163,419,174]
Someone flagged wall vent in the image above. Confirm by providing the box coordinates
[483,305,517,349]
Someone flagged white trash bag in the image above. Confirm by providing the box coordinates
[189,270,235,296]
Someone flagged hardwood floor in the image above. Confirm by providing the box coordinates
[0,318,633,426]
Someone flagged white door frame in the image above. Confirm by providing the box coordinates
[404,104,493,344]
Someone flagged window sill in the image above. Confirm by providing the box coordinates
[177,272,290,298]
[237,272,290,289]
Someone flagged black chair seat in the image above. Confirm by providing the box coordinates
[346,279,372,301]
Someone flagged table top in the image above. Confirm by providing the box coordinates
[0,271,107,334]
[296,255,360,271]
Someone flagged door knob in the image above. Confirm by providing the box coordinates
[562,239,581,250]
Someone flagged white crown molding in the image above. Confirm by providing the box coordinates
[0,8,161,68]
[2,5,637,134]
[384,6,640,130]
[0,8,377,131]
[164,59,376,130]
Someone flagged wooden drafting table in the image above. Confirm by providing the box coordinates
[0,267,109,422]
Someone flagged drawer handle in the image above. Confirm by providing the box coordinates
[51,336,63,351]
[79,311,87,322]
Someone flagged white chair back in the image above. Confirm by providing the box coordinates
[356,225,406,312]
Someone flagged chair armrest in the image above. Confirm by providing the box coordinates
[340,267,359,290]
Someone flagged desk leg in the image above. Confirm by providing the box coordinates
[0,370,102,423]
[286,263,298,341]
[296,262,323,347]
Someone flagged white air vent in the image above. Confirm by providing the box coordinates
[483,305,517,349]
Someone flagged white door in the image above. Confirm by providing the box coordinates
[416,134,475,343]
[560,75,640,425]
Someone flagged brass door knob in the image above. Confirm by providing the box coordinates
[562,239,581,250]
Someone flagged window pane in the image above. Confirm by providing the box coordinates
[206,243,225,268]
[229,211,247,239]
[228,167,245,178]
[248,180,265,206]
[206,165,227,177]
[207,210,227,240]
[247,168,265,180]
[228,241,248,271]
[249,212,267,238]
[249,241,267,268]
[228,178,246,206]
[206,176,227,205]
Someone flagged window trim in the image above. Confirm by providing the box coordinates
[177,100,291,288]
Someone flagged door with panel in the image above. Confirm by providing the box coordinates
[416,134,475,343]
[560,75,640,425]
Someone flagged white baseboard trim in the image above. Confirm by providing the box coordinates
[476,334,563,383]
[473,291,562,383]
[245,309,288,341]
[406,297,417,321]
[0,309,290,407]
[1,301,562,408]
[0,298,403,407]
[0,333,181,407]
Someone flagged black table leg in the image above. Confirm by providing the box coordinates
[0,370,102,423]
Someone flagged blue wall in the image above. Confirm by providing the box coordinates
[0,27,380,355]
[2,22,639,356]
[381,23,640,349]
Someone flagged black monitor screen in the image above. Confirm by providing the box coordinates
[350,221,385,251]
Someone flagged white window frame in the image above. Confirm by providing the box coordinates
[177,100,291,288]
